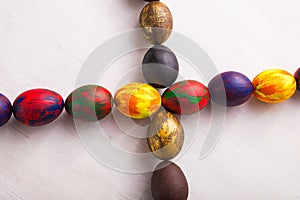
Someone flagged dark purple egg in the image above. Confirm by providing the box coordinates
[142,45,179,88]
[0,94,12,127]
[294,68,300,91]
[208,71,253,106]
[13,89,64,126]
[151,161,189,200]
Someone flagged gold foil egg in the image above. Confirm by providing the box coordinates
[147,109,184,160]
[252,69,296,103]
[139,2,173,45]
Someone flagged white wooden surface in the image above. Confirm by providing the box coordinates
[1,0,300,199]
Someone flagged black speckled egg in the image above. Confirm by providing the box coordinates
[151,161,189,200]
[142,45,179,88]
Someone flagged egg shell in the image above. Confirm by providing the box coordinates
[13,89,64,126]
[208,71,253,106]
[142,45,179,88]
[139,2,173,44]
[294,68,300,91]
[162,80,210,114]
[151,161,189,200]
[147,109,184,160]
[114,82,161,119]
[65,85,113,122]
[0,94,12,127]
[252,69,296,103]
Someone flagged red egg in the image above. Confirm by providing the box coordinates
[65,85,113,121]
[13,89,64,126]
[162,80,210,114]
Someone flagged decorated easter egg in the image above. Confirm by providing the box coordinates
[0,94,12,127]
[65,85,113,122]
[294,68,300,91]
[13,89,64,126]
[151,161,189,200]
[139,1,173,44]
[253,69,296,103]
[208,71,253,106]
[114,82,161,119]
[142,45,179,88]
[162,80,210,114]
[147,109,184,160]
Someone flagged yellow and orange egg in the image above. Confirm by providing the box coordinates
[252,69,296,103]
[114,82,161,119]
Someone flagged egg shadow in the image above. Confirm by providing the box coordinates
[289,90,300,103]
[243,95,277,113]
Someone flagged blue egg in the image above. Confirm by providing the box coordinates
[0,94,12,127]
[208,71,253,106]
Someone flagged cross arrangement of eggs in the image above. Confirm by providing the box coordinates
[0,1,300,200]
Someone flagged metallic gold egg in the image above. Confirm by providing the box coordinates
[252,69,296,103]
[147,109,184,160]
[139,2,173,45]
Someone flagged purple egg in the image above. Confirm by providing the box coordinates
[0,94,12,127]
[208,71,253,106]
[294,68,300,91]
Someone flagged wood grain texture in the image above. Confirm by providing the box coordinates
[1,0,300,199]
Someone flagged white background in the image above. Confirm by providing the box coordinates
[1,0,300,199]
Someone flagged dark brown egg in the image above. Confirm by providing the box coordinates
[139,2,173,44]
[147,109,184,160]
[151,161,189,200]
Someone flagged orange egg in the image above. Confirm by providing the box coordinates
[114,82,161,119]
[252,69,296,103]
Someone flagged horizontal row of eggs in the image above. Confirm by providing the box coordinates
[1,68,299,128]
[0,80,210,126]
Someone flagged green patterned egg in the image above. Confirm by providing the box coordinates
[65,85,113,121]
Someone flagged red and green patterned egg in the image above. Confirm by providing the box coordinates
[162,80,210,115]
[65,85,113,121]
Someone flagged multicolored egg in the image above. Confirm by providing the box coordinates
[147,109,184,160]
[139,1,173,44]
[162,80,210,115]
[294,68,300,91]
[0,94,12,127]
[252,69,296,103]
[13,89,64,126]
[142,45,179,88]
[65,85,113,122]
[151,161,189,200]
[208,71,253,106]
[114,82,161,119]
